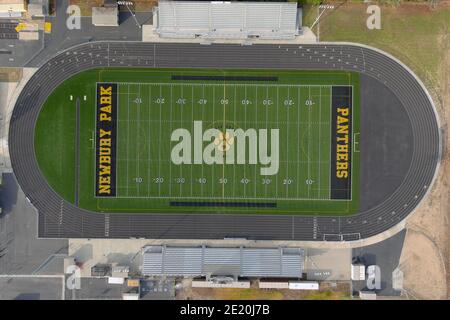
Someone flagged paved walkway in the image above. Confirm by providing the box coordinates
[0,68,37,173]
[74,98,80,206]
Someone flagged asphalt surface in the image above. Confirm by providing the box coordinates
[8,42,441,241]
[0,277,63,300]
[66,277,122,300]
[352,229,406,296]
[0,173,67,275]
[0,0,152,67]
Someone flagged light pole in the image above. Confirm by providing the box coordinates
[122,1,141,29]
[310,4,335,42]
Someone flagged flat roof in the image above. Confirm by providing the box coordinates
[143,246,304,278]
[156,1,299,40]
[92,6,118,26]
[0,0,25,13]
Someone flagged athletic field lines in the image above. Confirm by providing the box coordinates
[115,82,334,201]
[35,68,360,216]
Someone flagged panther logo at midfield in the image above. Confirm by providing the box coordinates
[214,131,234,152]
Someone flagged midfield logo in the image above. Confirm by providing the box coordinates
[171,121,279,176]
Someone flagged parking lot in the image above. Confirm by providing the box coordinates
[0,277,63,300]
[0,22,19,40]
[140,279,175,300]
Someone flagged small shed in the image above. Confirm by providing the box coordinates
[0,0,26,18]
[91,263,112,277]
[92,1,119,27]
[28,0,49,17]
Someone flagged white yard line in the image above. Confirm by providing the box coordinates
[157,85,163,196]
[116,82,341,88]
[113,195,347,201]
[286,85,290,198]
[200,85,205,196]
[116,83,120,197]
[318,86,321,199]
[350,86,354,201]
[222,81,226,200]
[169,84,173,197]
[190,85,194,197]
[147,84,152,197]
[136,84,141,196]
[212,85,216,197]
[126,84,130,197]
[329,86,332,200]
[179,85,184,197]
[296,86,300,199]
[275,85,279,198]
[254,85,257,198]
[307,86,312,199]
[115,118,325,125]
[233,84,237,199]
[265,86,269,198]
[243,84,247,198]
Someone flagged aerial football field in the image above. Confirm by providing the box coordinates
[35,68,360,215]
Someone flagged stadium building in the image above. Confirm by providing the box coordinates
[153,0,302,40]
[92,0,119,27]
[142,246,305,279]
[0,0,25,18]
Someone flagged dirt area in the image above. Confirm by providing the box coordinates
[401,138,448,299]
[305,1,449,93]
[0,68,23,82]
[127,0,157,12]
[442,13,450,301]
[399,4,449,300]
[399,230,447,299]
[398,6,449,300]
[69,0,102,16]
[307,1,449,300]
[70,0,157,16]
[440,13,450,301]
[176,279,350,300]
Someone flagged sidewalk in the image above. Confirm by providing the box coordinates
[0,68,37,173]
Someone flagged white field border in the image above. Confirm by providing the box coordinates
[94,82,356,202]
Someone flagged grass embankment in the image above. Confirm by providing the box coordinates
[302,1,449,96]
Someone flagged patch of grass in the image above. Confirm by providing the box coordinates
[34,78,78,203]
[70,0,157,16]
[69,0,102,16]
[305,289,351,300]
[0,68,22,82]
[128,0,157,12]
[35,68,360,215]
[186,283,352,300]
[213,288,285,300]
[304,2,449,93]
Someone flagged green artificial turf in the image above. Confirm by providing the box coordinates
[35,68,360,215]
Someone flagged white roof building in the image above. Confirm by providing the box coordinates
[154,1,301,40]
[92,1,119,27]
[0,0,25,18]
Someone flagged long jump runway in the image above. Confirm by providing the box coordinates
[8,42,441,241]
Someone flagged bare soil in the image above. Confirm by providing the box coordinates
[176,279,351,300]
[0,68,23,82]
[69,0,157,16]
